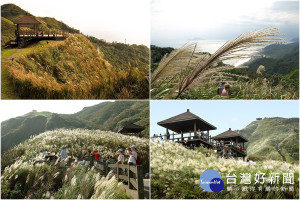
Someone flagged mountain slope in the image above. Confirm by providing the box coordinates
[246,42,299,75]
[1,111,95,150]
[238,117,299,163]
[72,101,149,136]
[1,101,149,150]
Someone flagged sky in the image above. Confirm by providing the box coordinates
[0,100,114,122]
[151,0,299,48]
[1,0,150,45]
[150,100,299,137]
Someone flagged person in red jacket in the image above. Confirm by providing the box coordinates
[93,150,101,160]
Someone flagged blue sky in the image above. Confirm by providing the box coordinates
[150,100,299,136]
[151,0,299,48]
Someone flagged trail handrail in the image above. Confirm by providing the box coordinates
[90,156,144,199]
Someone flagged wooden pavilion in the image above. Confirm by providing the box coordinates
[156,109,216,148]
[118,123,145,137]
[12,14,68,48]
[212,128,248,160]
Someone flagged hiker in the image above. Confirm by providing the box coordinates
[218,82,226,95]
[60,147,68,160]
[126,145,141,165]
[93,150,101,160]
[221,84,230,97]
[106,156,116,173]
[117,148,126,174]
[159,134,163,140]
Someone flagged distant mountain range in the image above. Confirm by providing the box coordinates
[1,101,149,150]
[238,117,299,163]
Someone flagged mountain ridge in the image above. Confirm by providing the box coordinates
[1,101,149,150]
[237,117,299,163]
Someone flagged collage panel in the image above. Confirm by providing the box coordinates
[150,100,299,199]
[150,0,299,100]
[1,100,150,199]
[1,0,150,99]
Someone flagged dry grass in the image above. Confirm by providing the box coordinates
[151,28,283,99]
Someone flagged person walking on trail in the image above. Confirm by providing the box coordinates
[60,147,67,160]
[221,84,231,97]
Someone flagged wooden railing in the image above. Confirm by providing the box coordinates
[89,157,144,199]
[152,132,213,144]
[16,30,69,38]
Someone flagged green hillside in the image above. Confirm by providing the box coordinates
[150,45,174,72]
[1,101,149,150]
[72,101,149,137]
[238,117,299,163]
[1,17,16,46]
[1,111,95,150]
[87,36,149,71]
[1,129,149,199]
[246,42,299,75]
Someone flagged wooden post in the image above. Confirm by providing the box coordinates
[172,132,174,142]
[128,163,133,189]
[136,165,144,199]
[243,142,244,150]
[194,122,197,137]
[105,161,109,175]
[116,162,120,181]
[207,130,210,141]
[181,131,183,141]
[189,130,191,139]
[90,156,94,167]
[166,128,168,140]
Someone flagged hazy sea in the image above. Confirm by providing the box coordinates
[156,39,252,66]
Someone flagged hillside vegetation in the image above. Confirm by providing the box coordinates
[1,17,16,46]
[73,101,149,137]
[1,101,149,150]
[238,117,299,163]
[246,42,299,75]
[5,34,148,99]
[151,141,299,199]
[88,36,149,72]
[1,129,149,199]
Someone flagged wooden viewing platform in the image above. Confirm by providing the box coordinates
[11,14,68,48]
[153,109,248,159]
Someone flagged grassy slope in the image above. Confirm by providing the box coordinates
[1,129,149,199]
[151,141,299,199]
[6,34,123,99]
[238,117,299,163]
